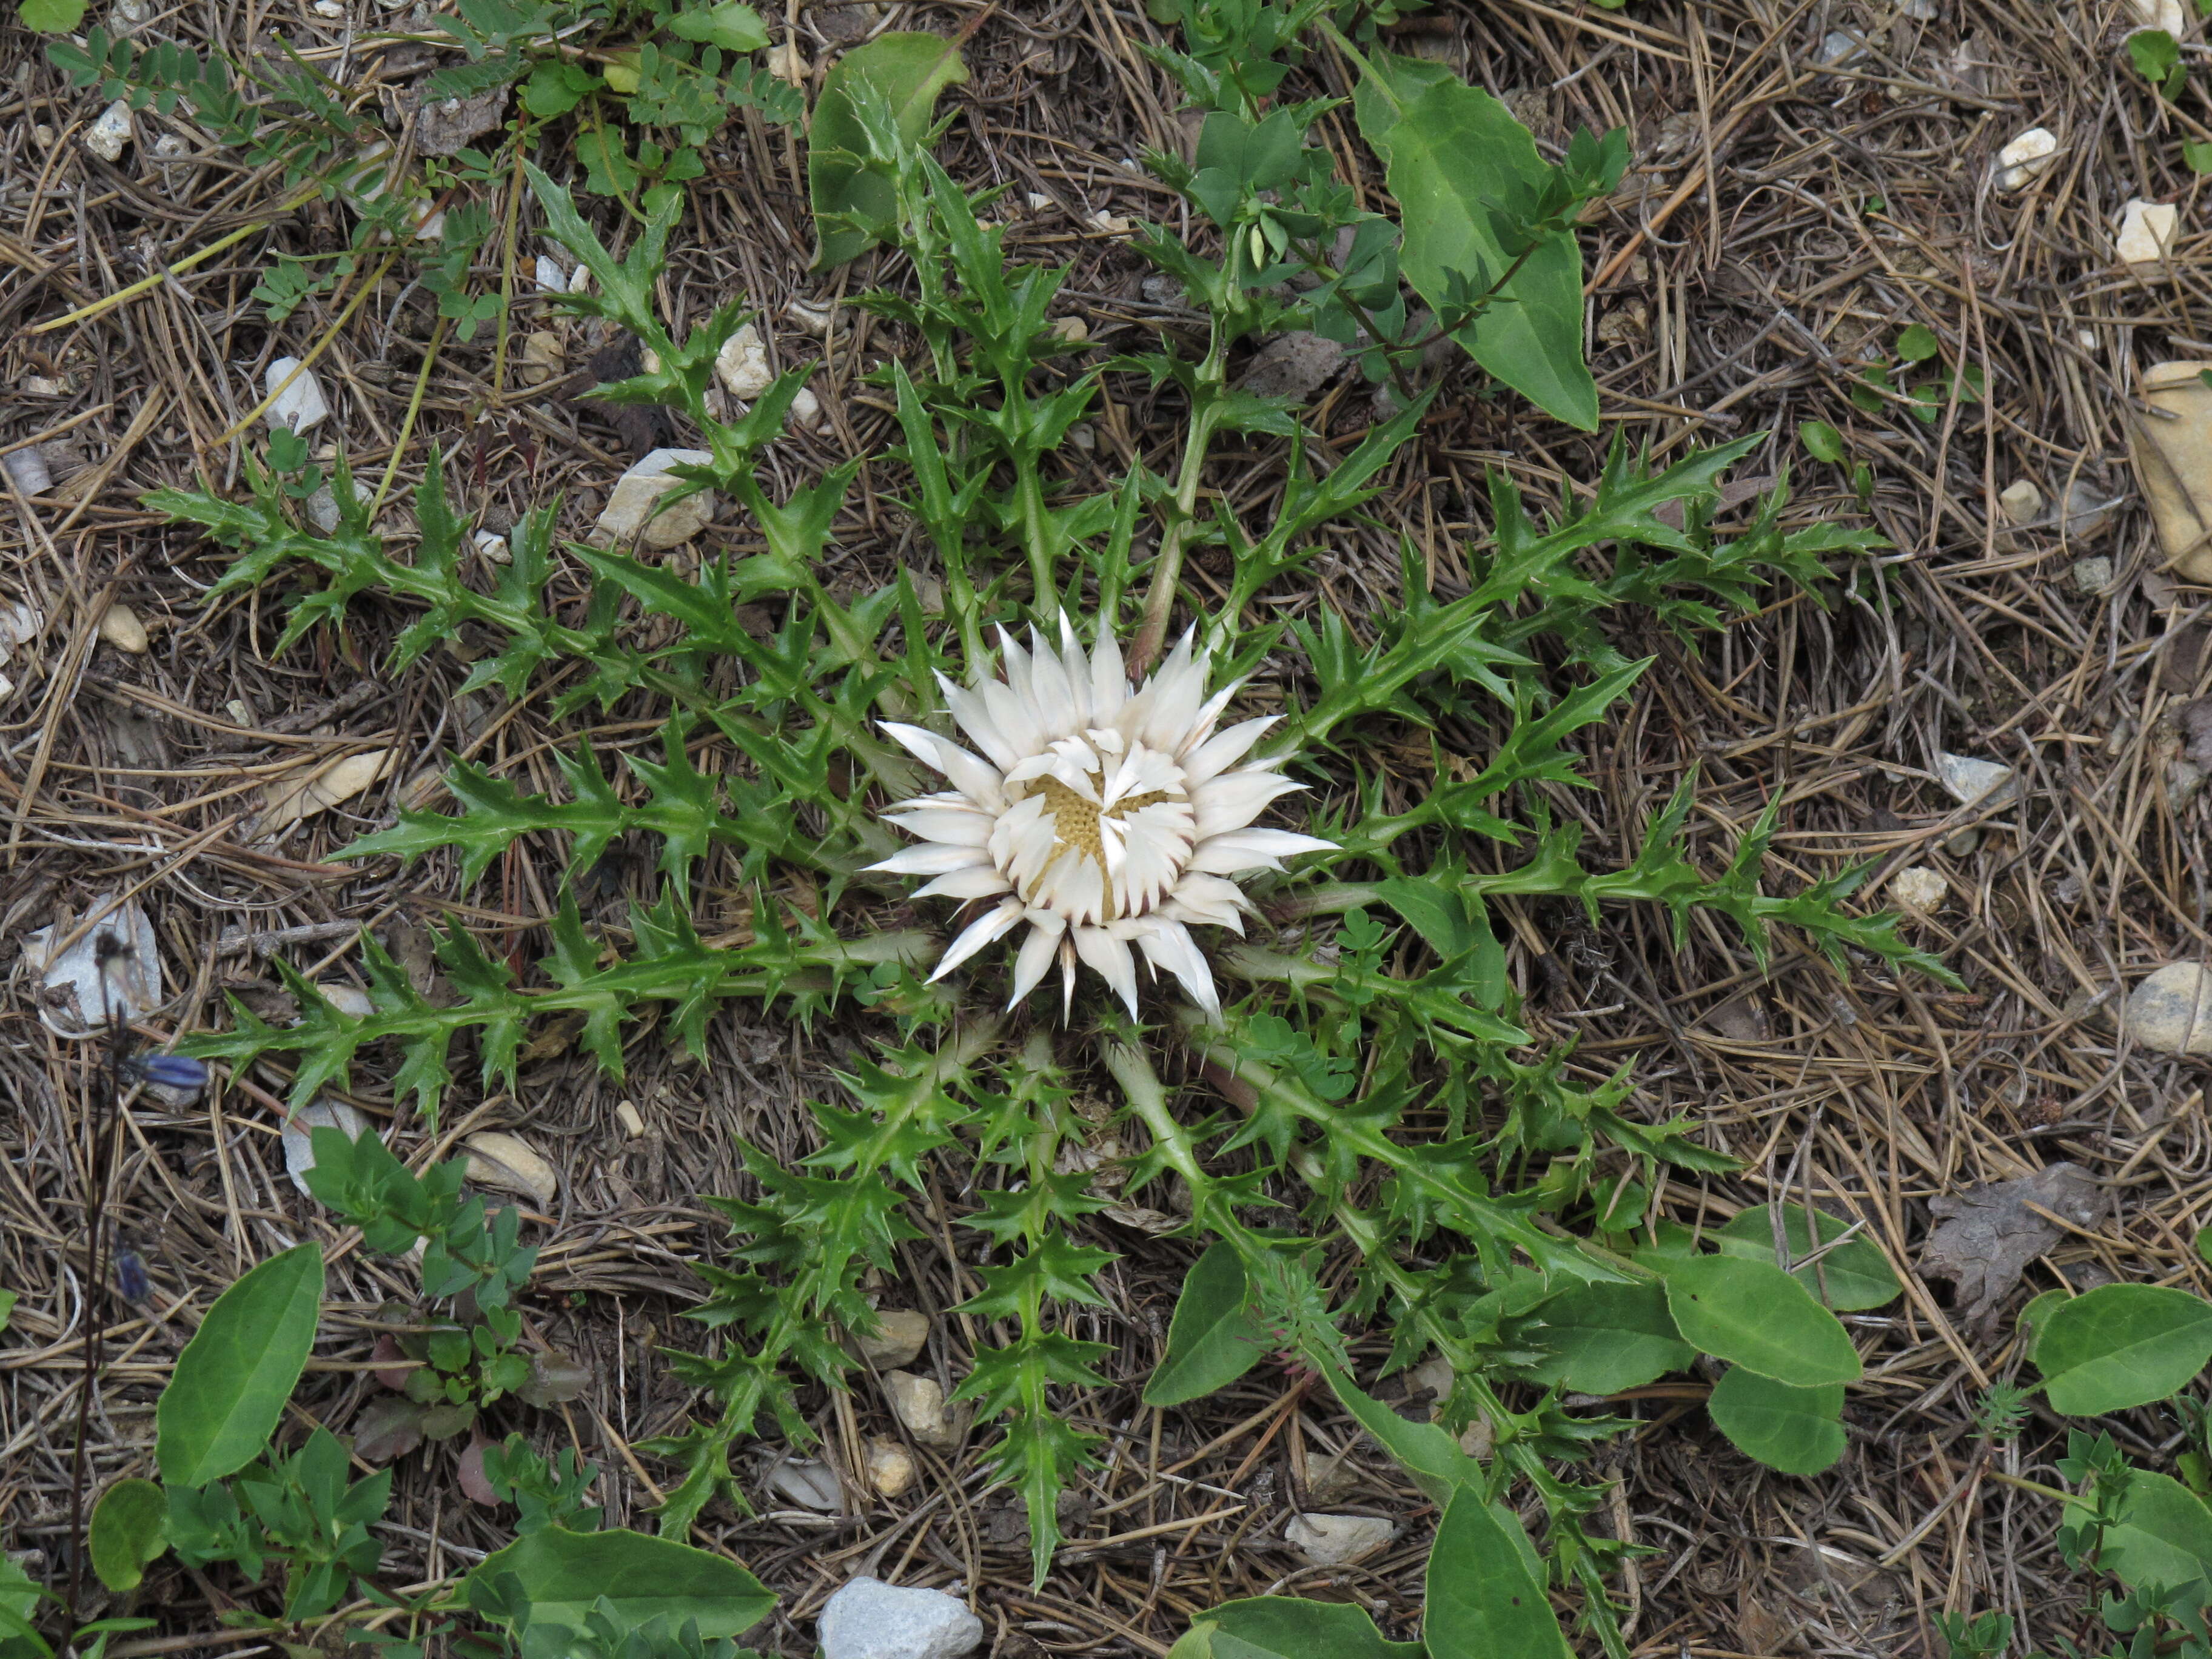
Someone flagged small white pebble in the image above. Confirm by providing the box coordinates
[84,100,133,164]
[2117,199,2179,267]
[715,321,774,400]
[21,376,68,397]
[790,386,830,434]
[533,255,566,293]
[472,529,509,563]
[2,449,53,497]
[786,298,834,334]
[1994,127,2057,192]
[97,603,150,655]
[1891,866,1948,912]
[1025,192,1053,211]
[1087,209,1131,235]
[152,133,191,163]
[313,0,345,15]
[1997,479,2042,525]
[264,357,330,435]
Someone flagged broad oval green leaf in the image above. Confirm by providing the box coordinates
[1144,1242,1268,1406]
[1353,52,1595,430]
[808,33,970,269]
[1716,1205,1900,1312]
[1705,1366,1845,1476]
[669,0,769,51]
[469,1526,775,1639]
[1510,1278,1695,1395]
[2034,1284,2212,1415]
[1202,1598,1421,1659]
[20,0,90,31]
[1662,1255,1862,1386]
[1798,420,1846,464]
[89,1478,169,1592]
[1424,1489,1574,1659]
[2102,1469,2212,1597]
[156,1241,324,1487]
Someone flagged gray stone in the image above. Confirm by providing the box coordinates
[2124,963,2212,1056]
[1285,1512,1396,1566]
[764,1455,842,1511]
[2073,555,2114,594]
[1937,752,2018,809]
[819,1577,982,1659]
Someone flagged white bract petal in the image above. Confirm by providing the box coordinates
[877,615,1334,1019]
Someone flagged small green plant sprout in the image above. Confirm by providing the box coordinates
[303,1125,587,1455]
[2130,26,2188,98]
[1851,323,1985,424]
[1798,419,1847,465]
[869,616,1335,1019]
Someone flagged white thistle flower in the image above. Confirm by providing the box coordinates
[870,617,1335,1020]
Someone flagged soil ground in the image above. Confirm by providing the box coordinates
[4,0,2211,1654]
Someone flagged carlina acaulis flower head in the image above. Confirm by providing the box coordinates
[868,615,1336,1021]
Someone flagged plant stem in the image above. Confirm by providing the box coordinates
[1130,340,1225,677]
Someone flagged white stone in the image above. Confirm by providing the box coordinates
[768,41,809,84]
[1937,752,2018,809]
[1025,192,1053,211]
[867,1438,916,1497]
[473,529,509,563]
[765,1456,842,1511]
[1285,1512,1396,1566]
[788,298,834,333]
[1997,478,2042,525]
[851,1309,930,1370]
[715,321,773,400]
[2125,963,2212,1055]
[518,330,564,385]
[791,386,831,434]
[1995,127,2057,191]
[152,133,191,163]
[2128,0,2188,33]
[98,603,149,654]
[313,982,376,1017]
[305,476,362,534]
[1891,866,1948,911]
[265,357,330,435]
[3,449,52,497]
[533,255,566,293]
[314,0,344,15]
[883,1370,956,1447]
[22,375,67,397]
[0,602,41,672]
[283,1098,370,1196]
[1816,30,1868,66]
[1087,209,1131,235]
[594,448,716,548]
[2118,199,2179,267]
[84,100,133,163]
[819,1578,982,1659]
[463,1130,558,1207]
[1408,1355,1454,1416]
[23,895,159,1039]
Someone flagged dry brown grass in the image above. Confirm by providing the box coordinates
[5,0,2212,1653]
